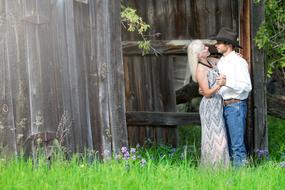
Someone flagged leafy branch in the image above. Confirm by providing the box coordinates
[254,0,285,77]
[121,5,160,55]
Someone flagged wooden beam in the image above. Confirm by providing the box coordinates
[108,0,129,154]
[126,111,200,126]
[122,40,217,55]
[251,0,268,153]
[240,0,251,63]
[240,0,255,154]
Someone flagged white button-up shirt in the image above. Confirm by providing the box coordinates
[217,51,252,100]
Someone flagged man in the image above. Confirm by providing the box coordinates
[213,27,252,167]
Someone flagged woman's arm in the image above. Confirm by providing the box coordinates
[196,65,221,98]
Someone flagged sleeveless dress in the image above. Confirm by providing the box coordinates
[199,61,230,167]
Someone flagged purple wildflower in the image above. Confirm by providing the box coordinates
[256,149,269,159]
[136,144,140,149]
[130,148,136,154]
[121,146,128,154]
[131,155,136,160]
[123,151,130,160]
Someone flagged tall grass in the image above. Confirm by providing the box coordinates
[268,116,285,160]
[0,116,284,190]
[0,155,284,190]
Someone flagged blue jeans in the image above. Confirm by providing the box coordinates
[223,100,247,167]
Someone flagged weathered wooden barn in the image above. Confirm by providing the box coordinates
[0,0,266,157]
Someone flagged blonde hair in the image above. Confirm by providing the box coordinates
[184,40,205,84]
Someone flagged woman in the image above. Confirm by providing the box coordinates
[186,40,230,167]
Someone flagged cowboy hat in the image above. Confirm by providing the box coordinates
[212,27,242,48]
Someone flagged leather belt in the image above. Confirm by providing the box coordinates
[223,98,241,106]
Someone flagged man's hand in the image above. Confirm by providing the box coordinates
[236,52,243,58]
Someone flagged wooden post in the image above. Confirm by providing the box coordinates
[108,0,129,155]
[240,0,254,154]
[251,0,268,154]
[88,0,128,158]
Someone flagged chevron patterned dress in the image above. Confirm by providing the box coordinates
[199,64,230,167]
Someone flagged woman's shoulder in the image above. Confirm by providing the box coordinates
[196,63,210,75]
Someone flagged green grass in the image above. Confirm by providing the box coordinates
[0,156,284,190]
[268,116,285,160]
[0,115,284,190]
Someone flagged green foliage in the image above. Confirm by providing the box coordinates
[254,0,285,77]
[268,116,285,160]
[138,40,151,55]
[121,5,151,55]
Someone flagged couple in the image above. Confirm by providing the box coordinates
[186,27,252,167]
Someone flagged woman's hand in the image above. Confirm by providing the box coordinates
[216,74,226,86]
[199,87,204,95]
[236,52,243,58]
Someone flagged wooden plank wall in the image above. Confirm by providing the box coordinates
[0,0,127,157]
[124,56,177,146]
[122,0,239,146]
